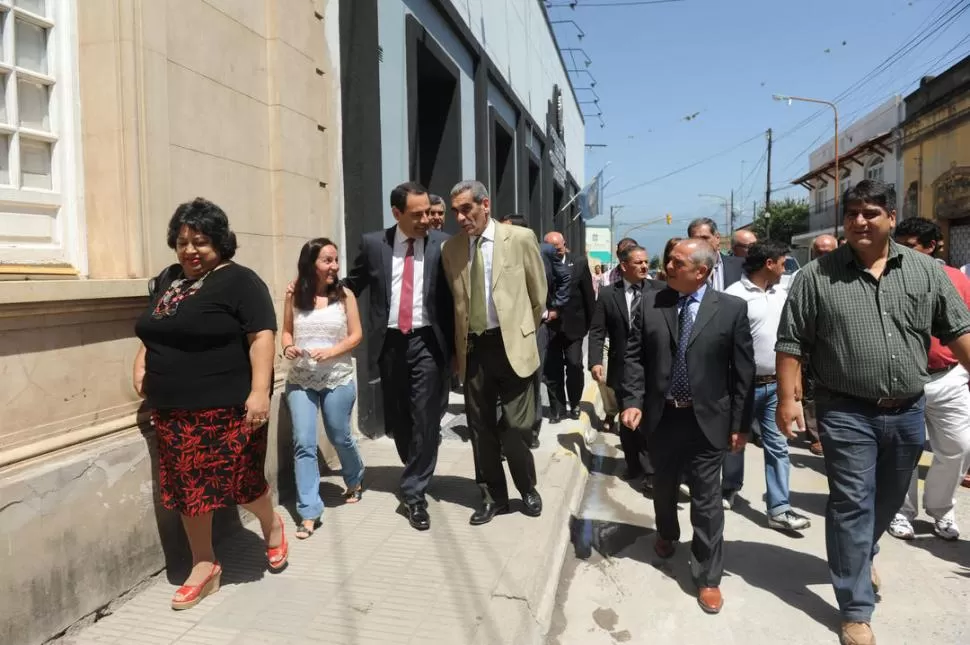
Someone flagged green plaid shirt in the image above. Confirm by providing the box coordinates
[776,240,970,400]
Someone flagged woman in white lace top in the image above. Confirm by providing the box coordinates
[282,238,365,538]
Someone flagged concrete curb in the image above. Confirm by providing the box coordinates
[528,379,600,643]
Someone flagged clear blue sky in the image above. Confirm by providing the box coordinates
[548,0,970,256]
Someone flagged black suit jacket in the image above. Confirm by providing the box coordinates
[588,279,663,395]
[621,286,754,450]
[541,242,571,310]
[344,227,454,375]
[553,252,595,340]
[719,254,744,289]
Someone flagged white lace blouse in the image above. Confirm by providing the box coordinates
[286,300,355,390]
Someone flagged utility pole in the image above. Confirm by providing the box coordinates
[765,128,773,215]
[729,189,735,235]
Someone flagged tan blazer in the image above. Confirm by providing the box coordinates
[442,220,547,380]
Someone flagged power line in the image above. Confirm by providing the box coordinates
[608,131,765,197]
[546,0,685,6]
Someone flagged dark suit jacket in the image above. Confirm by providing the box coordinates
[541,242,570,310]
[344,227,454,375]
[621,286,754,450]
[588,279,663,396]
[720,254,744,289]
[553,252,595,341]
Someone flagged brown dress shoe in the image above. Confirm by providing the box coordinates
[961,473,970,489]
[840,621,875,645]
[810,441,823,456]
[697,587,723,614]
[654,537,676,559]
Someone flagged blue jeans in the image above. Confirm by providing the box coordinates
[722,383,791,516]
[817,395,925,622]
[285,382,365,521]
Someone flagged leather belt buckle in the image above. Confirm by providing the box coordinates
[755,375,777,385]
[666,399,693,409]
[875,396,914,409]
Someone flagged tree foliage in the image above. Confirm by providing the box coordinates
[747,198,810,244]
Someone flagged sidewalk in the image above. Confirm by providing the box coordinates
[57,385,597,645]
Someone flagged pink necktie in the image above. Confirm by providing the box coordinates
[398,239,415,332]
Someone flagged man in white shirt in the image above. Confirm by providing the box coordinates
[722,241,811,532]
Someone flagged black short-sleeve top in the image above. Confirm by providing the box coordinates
[135,263,277,410]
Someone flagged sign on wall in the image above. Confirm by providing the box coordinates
[586,225,612,265]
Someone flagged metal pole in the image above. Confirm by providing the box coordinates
[833,108,840,237]
[765,128,772,214]
[729,189,735,235]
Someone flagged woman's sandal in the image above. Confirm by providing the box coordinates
[344,486,363,504]
[171,563,222,610]
[266,513,288,572]
[295,519,320,540]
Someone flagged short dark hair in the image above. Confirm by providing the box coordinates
[429,194,445,207]
[167,197,237,260]
[293,238,346,311]
[894,217,942,248]
[615,237,636,252]
[687,217,719,238]
[619,245,647,263]
[743,241,789,274]
[501,213,528,227]
[843,179,896,214]
[390,181,428,212]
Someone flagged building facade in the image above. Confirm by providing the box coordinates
[339,0,586,436]
[900,55,970,266]
[789,97,903,257]
[0,2,346,644]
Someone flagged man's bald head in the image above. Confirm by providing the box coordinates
[731,230,757,257]
[811,234,838,259]
[544,231,566,258]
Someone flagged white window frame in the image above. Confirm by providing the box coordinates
[0,0,85,275]
[865,155,885,183]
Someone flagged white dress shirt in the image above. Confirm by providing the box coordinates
[388,226,427,329]
[724,275,788,375]
[468,218,500,330]
[708,255,725,292]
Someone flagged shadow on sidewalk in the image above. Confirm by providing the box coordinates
[905,531,970,574]
[350,465,482,510]
[568,516,655,560]
[790,451,827,477]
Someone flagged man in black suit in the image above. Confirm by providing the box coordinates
[344,181,454,531]
[543,231,595,421]
[621,238,754,615]
[588,244,661,480]
[499,215,570,447]
[687,217,743,291]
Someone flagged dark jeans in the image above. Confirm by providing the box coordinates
[817,394,925,622]
[464,331,538,504]
[544,330,584,415]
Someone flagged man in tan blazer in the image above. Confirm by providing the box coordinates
[443,180,548,525]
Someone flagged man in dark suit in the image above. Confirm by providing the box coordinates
[687,217,743,291]
[543,231,595,421]
[588,244,661,480]
[621,238,754,615]
[344,181,454,532]
[499,215,570,447]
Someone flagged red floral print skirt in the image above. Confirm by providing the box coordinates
[151,406,268,517]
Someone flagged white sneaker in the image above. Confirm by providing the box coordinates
[933,515,960,541]
[888,515,915,540]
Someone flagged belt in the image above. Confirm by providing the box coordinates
[665,398,693,409]
[468,328,501,339]
[928,364,956,375]
[754,375,776,385]
[388,326,430,337]
[821,389,922,410]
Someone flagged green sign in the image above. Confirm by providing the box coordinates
[589,251,612,264]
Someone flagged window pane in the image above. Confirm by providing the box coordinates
[18,78,47,129]
[0,74,7,124]
[20,137,50,189]
[15,19,47,74]
[0,134,9,185]
[17,0,46,17]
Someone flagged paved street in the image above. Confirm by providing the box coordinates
[547,429,970,645]
[55,387,593,645]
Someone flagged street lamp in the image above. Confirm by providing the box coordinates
[698,193,731,234]
[773,94,840,236]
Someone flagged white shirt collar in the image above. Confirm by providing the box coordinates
[476,218,496,243]
[622,278,642,291]
[739,274,780,294]
[394,226,423,247]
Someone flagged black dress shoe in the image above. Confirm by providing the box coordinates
[549,413,563,424]
[621,465,645,481]
[529,437,541,450]
[568,407,581,420]
[407,503,430,531]
[469,502,509,525]
[522,490,542,517]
